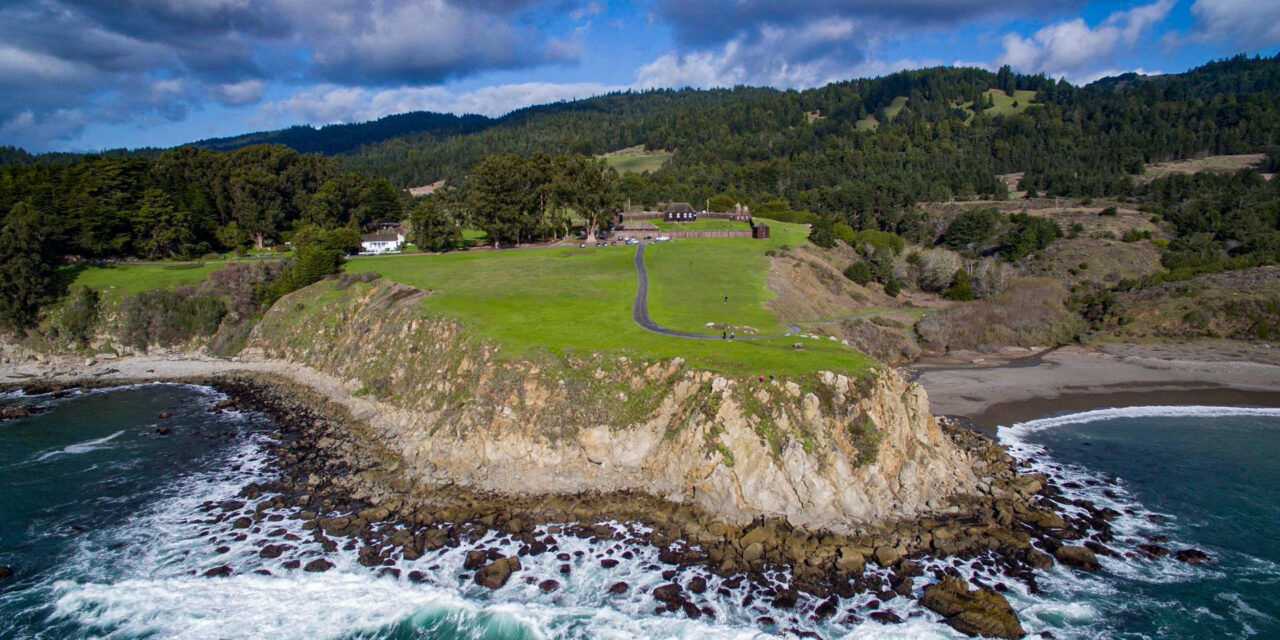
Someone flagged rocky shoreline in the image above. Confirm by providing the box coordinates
[2,372,1217,638]
[153,374,1195,638]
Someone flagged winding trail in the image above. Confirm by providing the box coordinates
[631,243,801,340]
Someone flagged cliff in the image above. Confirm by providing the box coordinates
[244,279,979,533]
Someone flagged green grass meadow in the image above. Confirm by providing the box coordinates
[66,218,875,377]
[603,152,672,175]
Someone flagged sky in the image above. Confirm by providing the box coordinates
[2,0,1278,153]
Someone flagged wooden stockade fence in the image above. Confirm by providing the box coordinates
[612,229,754,239]
[618,211,751,223]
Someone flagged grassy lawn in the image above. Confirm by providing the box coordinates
[64,261,233,305]
[983,89,1037,116]
[652,219,750,231]
[462,227,489,247]
[604,153,672,175]
[343,219,874,377]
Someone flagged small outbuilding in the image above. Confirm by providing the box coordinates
[664,202,698,222]
[751,220,770,239]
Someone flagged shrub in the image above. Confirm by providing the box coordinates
[883,277,901,297]
[1122,228,1152,243]
[917,278,1085,350]
[944,268,975,301]
[938,208,999,252]
[844,262,873,285]
[917,249,963,292]
[121,290,226,349]
[55,286,99,347]
[808,217,838,248]
[999,212,1062,261]
[832,223,857,245]
[1098,206,1119,217]
[851,230,905,256]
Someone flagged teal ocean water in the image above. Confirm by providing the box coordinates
[2,385,1278,639]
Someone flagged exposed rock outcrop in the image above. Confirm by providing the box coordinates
[245,280,980,532]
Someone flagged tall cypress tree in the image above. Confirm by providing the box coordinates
[0,201,55,331]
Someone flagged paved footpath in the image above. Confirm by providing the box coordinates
[631,244,801,340]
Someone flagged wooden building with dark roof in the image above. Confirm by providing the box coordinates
[663,202,697,222]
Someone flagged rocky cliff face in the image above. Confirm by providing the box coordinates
[246,280,978,533]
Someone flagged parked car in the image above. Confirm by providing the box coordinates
[655,235,671,242]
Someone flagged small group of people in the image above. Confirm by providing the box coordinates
[721,330,735,340]
[758,374,774,383]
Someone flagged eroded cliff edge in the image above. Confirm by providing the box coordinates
[246,279,979,533]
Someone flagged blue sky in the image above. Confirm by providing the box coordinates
[2,0,1276,153]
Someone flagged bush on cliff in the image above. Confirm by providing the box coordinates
[120,289,227,349]
[917,278,1084,351]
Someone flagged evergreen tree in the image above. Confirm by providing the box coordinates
[0,202,55,331]
[409,192,467,252]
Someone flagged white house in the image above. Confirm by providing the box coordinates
[359,228,405,254]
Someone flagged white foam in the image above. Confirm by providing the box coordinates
[34,430,127,461]
[999,405,1280,442]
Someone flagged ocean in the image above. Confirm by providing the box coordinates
[1,384,1278,639]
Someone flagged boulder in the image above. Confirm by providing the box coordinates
[652,583,684,604]
[304,558,334,572]
[475,556,521,589]
[608,582,630,595]
[1174,549,1211,565]
[920,576,1025,639]
[204,565,233,578]
[0,566,13,580]
[464,550,488,570]
[742,542,764,563]
[836,547,865,574]
[688,576,708,594]
[538,579,560,592]
[1054,545,1100,571]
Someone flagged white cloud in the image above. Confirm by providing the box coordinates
[212,80,266,106]
[1189,0,1280,49]
[635,17,915,90]
[570,2,603,21]
[995,0,1174,83]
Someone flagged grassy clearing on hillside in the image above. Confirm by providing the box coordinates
[855,96,909,131]
[1138,153,1268,183]
[343,219,874,376]
[601,148,673,175]
[652,219,750,231]
[983,89,1036,116]
[64,261,234,305]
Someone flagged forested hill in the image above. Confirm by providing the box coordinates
[318,54,1279,219]
[194,111,491,155]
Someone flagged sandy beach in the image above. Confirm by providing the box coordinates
[912,341,1280,431]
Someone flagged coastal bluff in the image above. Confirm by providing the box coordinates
[244,279,980,533]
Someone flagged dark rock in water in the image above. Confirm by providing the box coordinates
[282,560,301,569]
[158,412,172,419]
[204,565,233,578]
[813,596,838,620]
[771,589,799,609]
[1084,541,1119,558]
[539,579,560,592]
[156,426,172,435]
[231,517,252,529]
[259,544,291,559]
[1054,545,1100,571]
[304,558,334,572]
[1136,544,1170,558]
[408,571,430,583]
[1024,550,1054,569]
[681,601,703,619]
[600,558,619,569]
[1174,548,1211,564]
[920,575,1025,639]
[559,564,571,575]
[475,556,520,589]
[756,616,776,626]
[869,611,904,624]
[688,576,707,594]
[0,566,13,580]
[0,404,43,421]
[380,567,401,579]
[215,546,230,554]
[464,550,487,570]
[608,581,629,595]
[358,545,382,567]
[652,583,684,604]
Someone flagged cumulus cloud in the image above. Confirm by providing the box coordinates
[654,0,1080,43]
[1188,0,1280,49]
[995,0,1174,82]
[0,0,580,148]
